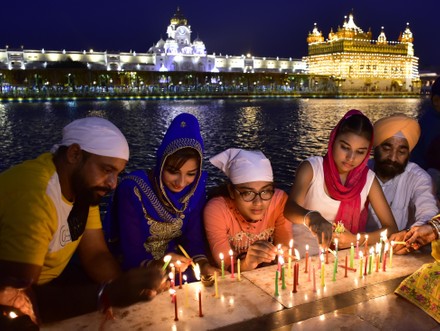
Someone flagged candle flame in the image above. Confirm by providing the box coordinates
[359,251,364,259]
[289,239,294,248]
[163,255,172,263]
[176,260,181,267]
[194,263,201,280]
[380,230,388,239]
[169,271,174,280]
[357,233,360,240]
[370,247,374,254]
[183,274,187,283]
[219,252,224,260]
[306,244,309,250]
[169,288,176,295]
[229,249,233,256]
[294,248,301,260]
[278,255,285,265]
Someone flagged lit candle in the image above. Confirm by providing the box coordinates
[363,249,368,276]
[176,260,182,289]
[274,269,279,296]
[281,260,286,290]
[359,252,364,278]
[219,253,225,278]
[183,275,188,307]
[318,249,322,270]
[305,244,309,273]
[229,249,235,278]
[379,230,387,263]
[356,233,360,259]
[368,247,374,274]
[312,265,317,292]
[237,258,241,281]
[350,242,354,268]
[320,254,325,288]
[198,288,203,317]
[364,234,369,256]
[162,255,172,271]
[295,262,299,286]
[193,263,201,281]
[325,247,329,264]
[382,243,388,272]
[214,271,219,298]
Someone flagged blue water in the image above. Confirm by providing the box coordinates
[0,97,431,192]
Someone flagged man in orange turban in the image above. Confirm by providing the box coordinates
[367,114,438,253]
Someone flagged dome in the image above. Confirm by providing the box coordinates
[170,7,188,26]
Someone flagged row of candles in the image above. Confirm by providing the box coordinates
[163,230,398,321]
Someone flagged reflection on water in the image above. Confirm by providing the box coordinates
[0,97,431,191]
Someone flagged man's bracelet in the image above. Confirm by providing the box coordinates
[97,282,112,313]
[303,210,320,227]
[428,219,440,240]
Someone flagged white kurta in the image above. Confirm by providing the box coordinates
[367,160,438,231]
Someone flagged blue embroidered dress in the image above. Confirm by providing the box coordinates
[104,113,208,277]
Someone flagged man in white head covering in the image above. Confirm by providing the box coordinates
[204,148,292,272]
[368,114,438,254]
[0,117,165,326]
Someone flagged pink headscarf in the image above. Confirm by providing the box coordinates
[323,109,373,233]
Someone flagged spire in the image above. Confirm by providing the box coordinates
[377,26,387,44]
[399,22,414,43]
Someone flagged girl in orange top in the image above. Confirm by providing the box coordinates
[204,148,293,271]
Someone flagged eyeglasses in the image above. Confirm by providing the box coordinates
[233,186,275,202]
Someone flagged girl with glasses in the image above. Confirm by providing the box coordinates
[204,148,293,272]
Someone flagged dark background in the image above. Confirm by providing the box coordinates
[2,1,438,70]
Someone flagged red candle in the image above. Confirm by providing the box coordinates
[308,261,311,282]
[344,254,348,278]
[312,265,316,292]
[292,263,297,293]
[382,251,387,272]
[296,263,299,286]
[229,249,235,278]
[325,248,329,264]
[198,289,203,317]
[173,292,178,321]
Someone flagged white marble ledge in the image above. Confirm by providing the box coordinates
[41,275,283,331]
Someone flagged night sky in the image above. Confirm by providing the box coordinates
[2,1,438,70]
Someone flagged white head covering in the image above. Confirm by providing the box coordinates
[51,117,129,161]
[210,148,273,184]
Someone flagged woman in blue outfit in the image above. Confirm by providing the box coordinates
[105,113,217,281]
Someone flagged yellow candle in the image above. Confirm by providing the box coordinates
[320,254,325,288]
[237,258,241,281]
[359,252,364,278]
[219,253,225,278]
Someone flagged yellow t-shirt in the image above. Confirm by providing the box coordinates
[0,153,101,284]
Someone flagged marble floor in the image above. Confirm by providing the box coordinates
[277,293,440,331]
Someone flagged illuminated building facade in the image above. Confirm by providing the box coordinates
[0,8,306,75]
[306,13,420,92]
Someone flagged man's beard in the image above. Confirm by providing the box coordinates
[374,153,408,179]
[71,168,110,206]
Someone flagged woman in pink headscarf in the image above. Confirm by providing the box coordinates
[284,109,398,252]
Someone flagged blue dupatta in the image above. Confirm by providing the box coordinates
[104,113,207,271]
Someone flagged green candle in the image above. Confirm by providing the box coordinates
[368,252,373,274]
[281,265,286,289]
[219,253,225,278]
[274,270,279,296]
[350,243,354,268]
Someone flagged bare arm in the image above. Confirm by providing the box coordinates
[367,177,398,242]
[78,228,121,283]
[284,161,332,247]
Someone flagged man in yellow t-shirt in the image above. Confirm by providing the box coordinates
[0,117,165,327]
